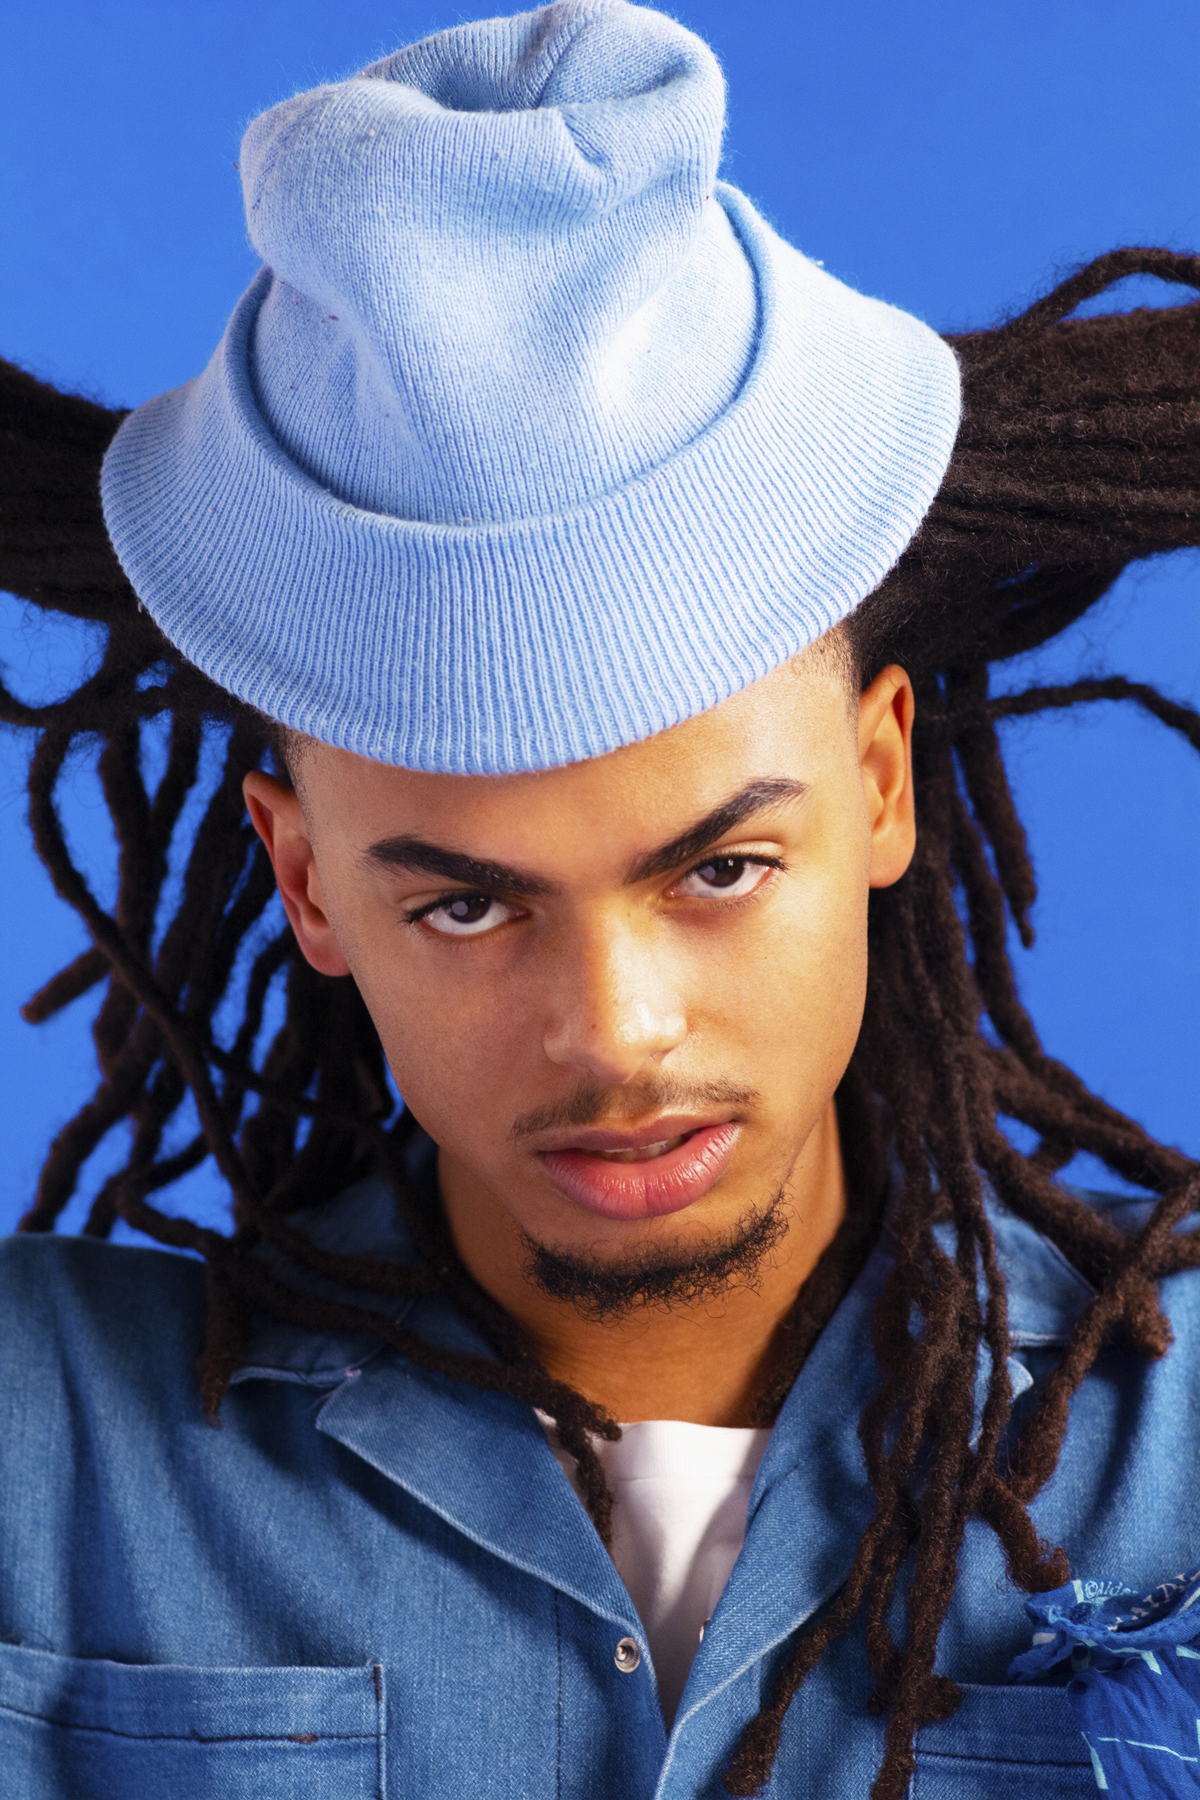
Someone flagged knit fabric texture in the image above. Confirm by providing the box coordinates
[100,0,961,774]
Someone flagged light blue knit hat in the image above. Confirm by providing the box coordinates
[101,0,961,775]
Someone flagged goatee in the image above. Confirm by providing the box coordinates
[520,1192,789,1323]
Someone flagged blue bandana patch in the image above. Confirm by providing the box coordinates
[1011,1570,1200,1794]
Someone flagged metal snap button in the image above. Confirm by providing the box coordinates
[614,1636,641,1673]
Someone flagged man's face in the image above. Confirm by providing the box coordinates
[245,646,914,1280]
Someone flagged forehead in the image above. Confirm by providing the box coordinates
[294,648,856,857]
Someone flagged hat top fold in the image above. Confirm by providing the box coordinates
[241,0,755,528]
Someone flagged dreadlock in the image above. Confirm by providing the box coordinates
[3,244,1200,1798]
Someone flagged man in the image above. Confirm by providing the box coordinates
[2,4,1200,1797]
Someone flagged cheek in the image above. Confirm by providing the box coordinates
[730,851,870,1093]
[335,926,537,1142]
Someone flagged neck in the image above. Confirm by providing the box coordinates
[438,1102,847,1427]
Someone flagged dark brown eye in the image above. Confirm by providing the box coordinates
[695,857,746,888]
[422,892,517,937]
[446,895,492,923]
[674,856,773,902]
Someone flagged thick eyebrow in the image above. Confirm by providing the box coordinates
[363,837,554,898]
[363,777,807,898]
[625,778,808,884]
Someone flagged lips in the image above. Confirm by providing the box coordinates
[537,1121,742,1221]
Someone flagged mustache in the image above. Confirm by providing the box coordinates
[509,1076,759,1141]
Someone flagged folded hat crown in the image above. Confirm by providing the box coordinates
[239,0,754,527]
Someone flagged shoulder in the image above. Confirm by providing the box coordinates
[0,1231,206,1318]
[978,1183,1200,1350]
[0,1164,427,1408]
[0,1234,207,1404]
[1068,1188,1200,1337]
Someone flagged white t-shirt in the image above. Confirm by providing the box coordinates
[541,1416,770,1725]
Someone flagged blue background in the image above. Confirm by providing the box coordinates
[2,0,1199,1235]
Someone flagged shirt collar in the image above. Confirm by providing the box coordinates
[938,1186,1096,1348]
[231,1132,494,1387]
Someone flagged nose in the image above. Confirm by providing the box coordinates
[541,920,687,1085]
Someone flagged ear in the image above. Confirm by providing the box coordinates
[857,664,916,889]
[243,771,353,977]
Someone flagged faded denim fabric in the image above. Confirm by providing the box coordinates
[2,1146,1198,1799]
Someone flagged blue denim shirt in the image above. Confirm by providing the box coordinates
[2,1150,1198,1800]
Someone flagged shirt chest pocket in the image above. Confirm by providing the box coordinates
[911,1681,1093,1800]
[0,1641,386,1800]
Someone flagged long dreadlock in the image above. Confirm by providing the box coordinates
[3,245,1200,1798]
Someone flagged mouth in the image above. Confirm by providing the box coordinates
[591,1135,689,1163]
[535,1118,743,1221]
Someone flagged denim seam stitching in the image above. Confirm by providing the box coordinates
[0,1702,373,1743]
[918,1750,1089,1767]
[373,1662,386,1800]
